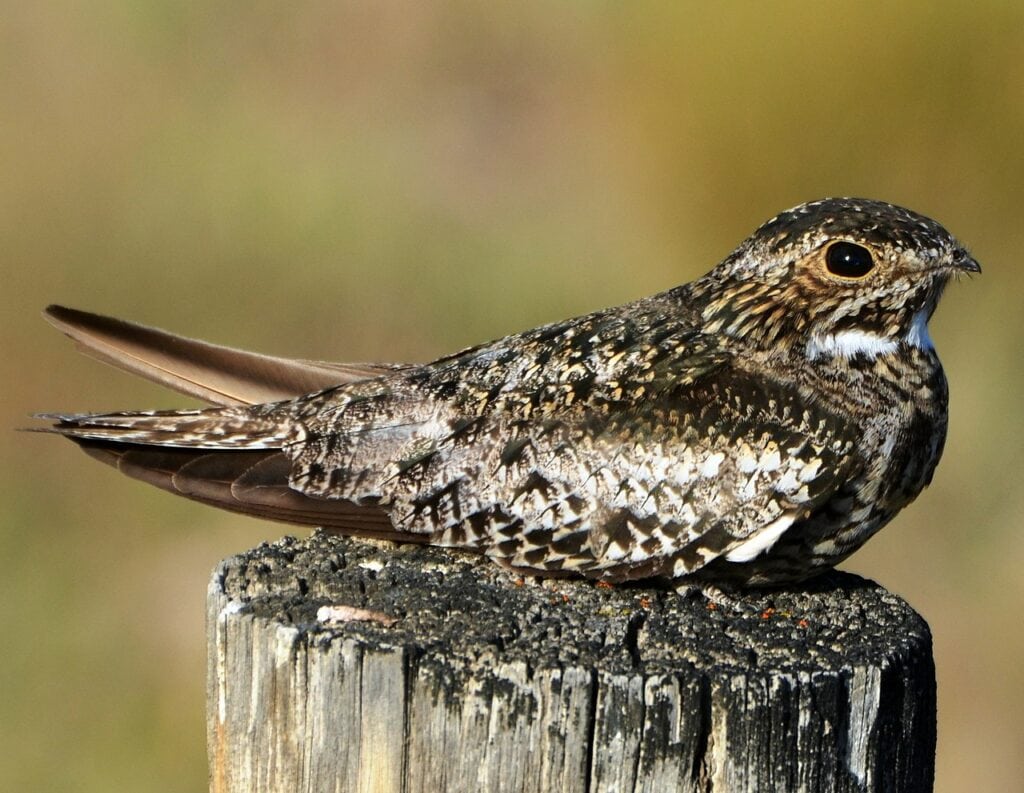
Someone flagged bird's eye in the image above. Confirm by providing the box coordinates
[825,241,875,279]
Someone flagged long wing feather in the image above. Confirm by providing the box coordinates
[44,305,409,406]
[74,439,405,536]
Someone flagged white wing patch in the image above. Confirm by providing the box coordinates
[723,512,797,563]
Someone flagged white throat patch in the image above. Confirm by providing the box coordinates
[805,330,898,361]
[805,310,935,361]
[904,309,934,351]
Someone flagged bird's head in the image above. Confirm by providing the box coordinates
[696,198,980,360]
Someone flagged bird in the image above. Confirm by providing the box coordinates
[37,198,979,587]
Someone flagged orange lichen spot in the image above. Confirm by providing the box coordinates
[760,607,776,620]
[596,580,614,590]
[797,618,809,629]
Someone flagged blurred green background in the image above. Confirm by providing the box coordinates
[2,2,1020,790]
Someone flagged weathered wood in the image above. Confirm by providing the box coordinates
[207,532,935,793]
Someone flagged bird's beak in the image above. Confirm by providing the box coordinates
[954,253,982,274]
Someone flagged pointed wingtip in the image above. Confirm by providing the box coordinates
[39,303,408,406]
[43,303,70,319]
[43,304,91,332]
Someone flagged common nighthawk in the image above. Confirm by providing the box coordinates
[38,198,979,586]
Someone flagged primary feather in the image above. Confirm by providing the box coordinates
[43,304,407,405]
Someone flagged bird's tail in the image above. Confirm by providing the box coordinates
[38,408,401,535]
[36,305,413,536]
[39,406,290,449]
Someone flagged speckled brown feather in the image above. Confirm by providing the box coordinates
[38,198,979,585]
[43,305,409,405]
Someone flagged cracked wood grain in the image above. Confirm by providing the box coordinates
[207,532,935,793]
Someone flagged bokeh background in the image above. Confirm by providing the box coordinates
[2,2,1020,790]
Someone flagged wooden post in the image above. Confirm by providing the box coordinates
[207,532,935,793]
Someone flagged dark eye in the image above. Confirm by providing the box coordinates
[825,241,875,278]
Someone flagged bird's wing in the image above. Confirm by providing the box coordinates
[41,302,859,580]
[278,331,856,581]
[282,310,859,579]
[44,305,409,406]
[562,370,861,580]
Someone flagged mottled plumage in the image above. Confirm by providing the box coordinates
[38,198,979,585]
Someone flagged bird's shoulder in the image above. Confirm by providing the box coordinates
[408,288,734,416]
